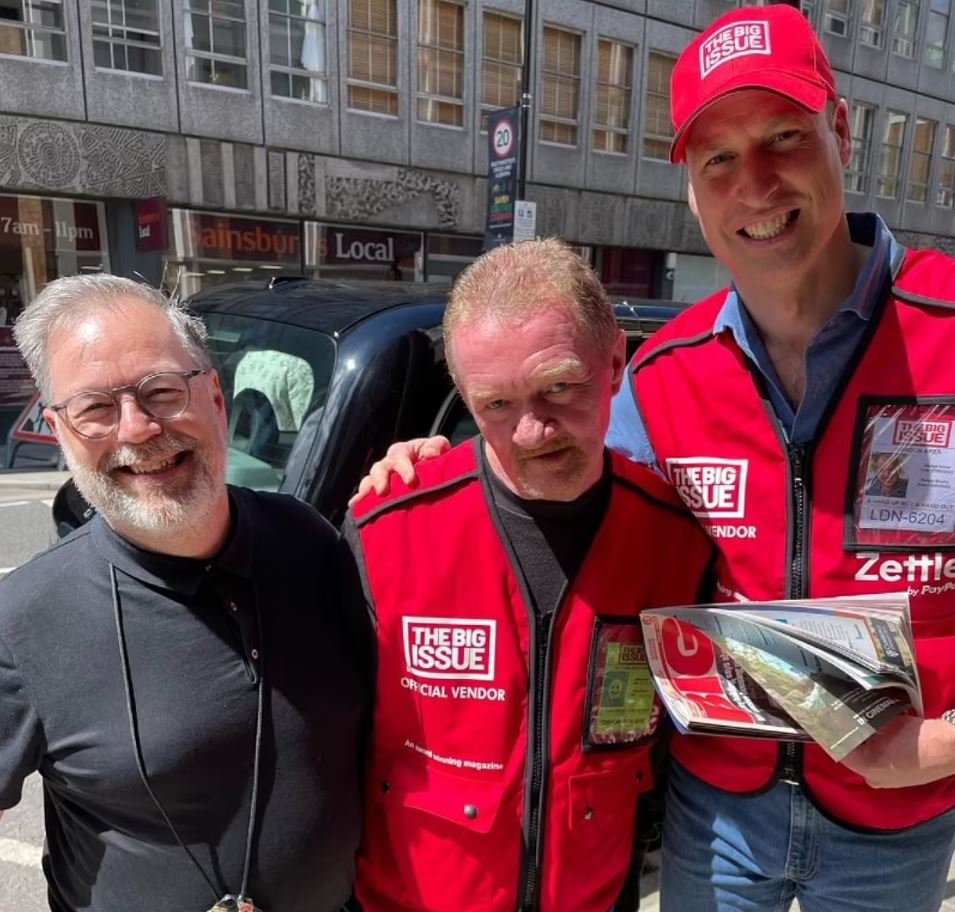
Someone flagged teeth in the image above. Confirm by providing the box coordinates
[742,213,791,240]
[128,455,177,475]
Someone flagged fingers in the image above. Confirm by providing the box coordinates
[348,436,453,508]
[419,436,451,459]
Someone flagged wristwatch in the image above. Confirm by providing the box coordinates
[940,709,955,727]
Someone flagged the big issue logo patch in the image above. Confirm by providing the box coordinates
[666,457,757,540]
[402,617,497,681]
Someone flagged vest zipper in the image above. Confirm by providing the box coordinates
[520,609,556,911]
[782,443,811,784]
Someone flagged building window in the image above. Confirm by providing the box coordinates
[92,0,162,75]
[184,0,247,89]
[926,0,949,68]
[0,0,67,61]
[846,102,875,193]
[481,11,522,132]
[877,111,908,198]
[937,124,955,206]
[859,0,884,48]
[892,1,918,57]
[824,0,851,37]
[269,0,327,103]
[800,1,816,22]
[347,0,398,115]
[417,0,464,127]
[539,25,581,146]
[907,117,937,203]
[643,50,675,161]
[592,39,632,154]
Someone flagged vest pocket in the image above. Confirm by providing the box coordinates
[361,755,516,911]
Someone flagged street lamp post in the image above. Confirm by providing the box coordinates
[516,0,535,202]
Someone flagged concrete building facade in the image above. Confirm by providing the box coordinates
[0,0,952,327]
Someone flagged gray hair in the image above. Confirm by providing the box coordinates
[13,274,211,402]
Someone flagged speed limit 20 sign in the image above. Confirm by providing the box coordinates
[492,117,515,159]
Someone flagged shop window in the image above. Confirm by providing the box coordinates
[480,11,522,133]
[926,0,949,69]
[892,1,918,57]
[643,50,675,161]
[539,25,581,146]
[592,39,633,155]
[347,0,398,115]
[937,124,955,207]
[417,0,464,127]
[907,117,937,203]
[877,110,907,199]
[92,0,161,75]
[184,0,248,89]
[0,0,67,61]
[846,102,875,194]
[426,233,482,285]
[824,0,851,37]
[269,0,327,103]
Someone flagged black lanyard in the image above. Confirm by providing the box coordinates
[109,563,265,911]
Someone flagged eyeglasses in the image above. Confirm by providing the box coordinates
[50,369,207,439]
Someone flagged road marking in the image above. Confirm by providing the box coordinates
[42,499,54,507]
[0,836,41,868]
[0,501,29,508]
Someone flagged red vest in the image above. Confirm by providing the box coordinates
[351,439,712,912]
[633,247,955,831]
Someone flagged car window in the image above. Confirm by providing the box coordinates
[203,313,336,491]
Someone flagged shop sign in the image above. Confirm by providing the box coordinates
[0,327,34,408]
[9,391,56,446]
[0,196,102,252]
[305,224,422,268]
[135,197,168,253]
[181,212,302,264]
[484,105,522,250]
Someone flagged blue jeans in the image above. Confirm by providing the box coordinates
[660,761,955,912]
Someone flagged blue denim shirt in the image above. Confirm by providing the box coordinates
[607,213,903,467]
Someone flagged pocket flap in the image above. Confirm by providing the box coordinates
[374,756,508,835]
[567,752,653,830]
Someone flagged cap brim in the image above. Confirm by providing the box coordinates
[669,75,830,164]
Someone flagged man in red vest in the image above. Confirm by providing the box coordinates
[354,6,955,911]
[346,239,712,912]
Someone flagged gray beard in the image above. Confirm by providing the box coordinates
[61,432,226,536]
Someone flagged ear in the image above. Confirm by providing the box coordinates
[832,99,852,167]
[609,330,627,396]
[687,180,700,220]
[42,406,64,444]
[208,369,227,417]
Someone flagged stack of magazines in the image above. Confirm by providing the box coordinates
[641,594,920,761]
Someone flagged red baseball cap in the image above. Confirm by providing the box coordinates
[669,4,837,164]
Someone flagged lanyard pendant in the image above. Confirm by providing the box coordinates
[209,897,239,912]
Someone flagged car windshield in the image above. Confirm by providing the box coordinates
[204,313,336,491]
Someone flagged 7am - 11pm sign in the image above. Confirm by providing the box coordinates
[484,105,521,250]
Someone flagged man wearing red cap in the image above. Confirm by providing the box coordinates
[353,4,955,910]
[609,3,955,911]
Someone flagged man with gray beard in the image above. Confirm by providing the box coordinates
[0,276,368,912]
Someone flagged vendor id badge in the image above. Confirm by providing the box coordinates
[584,619,660,751]
[846,399,955,551]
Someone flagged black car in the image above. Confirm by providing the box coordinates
[54,278,683,532]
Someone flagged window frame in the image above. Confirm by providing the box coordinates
[591,37,633,156]
[91,0,162,77]
[642,49,676,162]
[824,0,851,37]
[183,0,249,90]
[846,101,875,194]
[538,23,582,148]
[859,0,884,48]
[416,0,465,128]
[936,124,955,208]
[479,9,522,133]
[268,0,329,105]
[346,0,399,116]
[906,117,938,204]
[891,0,918,57]
[925,0,950,69]
[877,110,908,199]
[0,0,68,63]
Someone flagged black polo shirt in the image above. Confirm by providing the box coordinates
[0,486,367,911]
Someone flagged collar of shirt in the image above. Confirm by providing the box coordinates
[711,212,902,441]
[91,486,255,594]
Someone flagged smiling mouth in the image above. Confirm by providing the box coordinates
[116,451,189,477]
[738,210,799,240]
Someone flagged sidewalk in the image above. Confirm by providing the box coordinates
[0,469,69,491]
